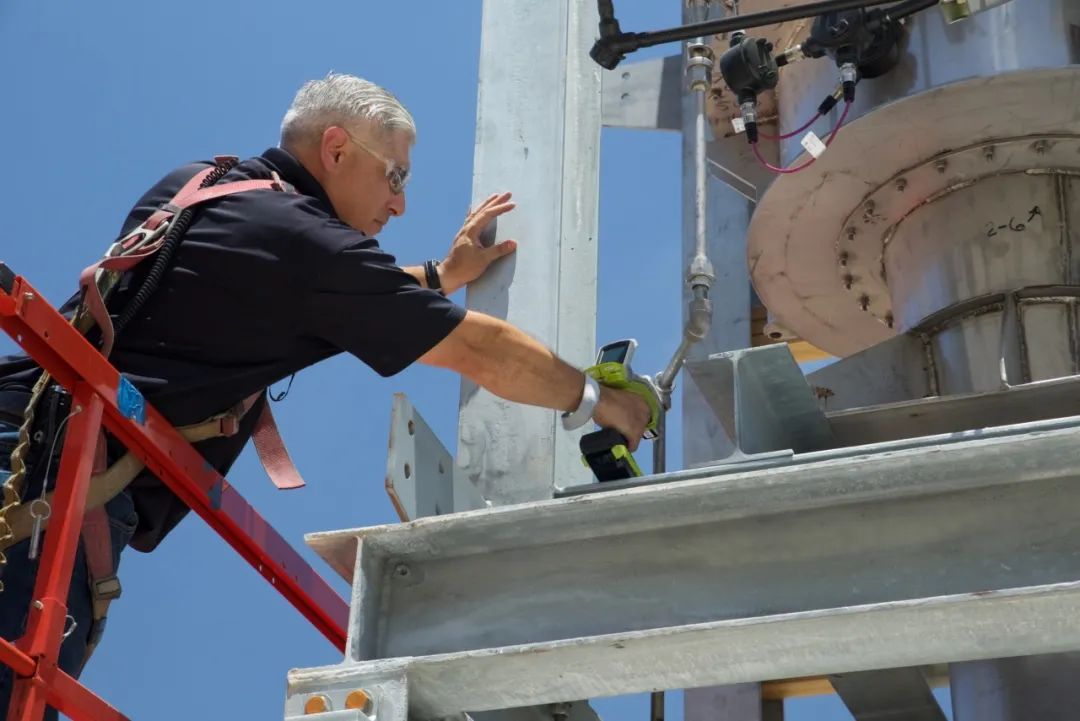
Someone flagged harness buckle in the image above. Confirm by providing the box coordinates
[115,216,171,253]
[91,574,123,602]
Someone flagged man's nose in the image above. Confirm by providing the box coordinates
[388,191,406,218]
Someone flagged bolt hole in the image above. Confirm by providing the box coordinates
[768,331,783,339]
[404,463,411,479]
[43,330,49,339]
[620,92,630,101]
[438,461,445,475]
[407,420,415,436]
[621,71,630,80]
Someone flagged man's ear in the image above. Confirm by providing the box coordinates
[321,126,350,170]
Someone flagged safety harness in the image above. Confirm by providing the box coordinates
[0,155,308,663]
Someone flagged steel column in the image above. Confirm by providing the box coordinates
[950,651,1080,720]
[459,0,601,504]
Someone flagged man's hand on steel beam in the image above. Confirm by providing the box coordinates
[438,192,519,294]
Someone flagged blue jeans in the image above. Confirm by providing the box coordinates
[0,420,137,721]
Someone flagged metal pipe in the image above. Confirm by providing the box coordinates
[591,0,939,68]
[655,4,716,401]
[652,10,709,720]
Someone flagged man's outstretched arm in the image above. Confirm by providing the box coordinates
[420,310,651,450]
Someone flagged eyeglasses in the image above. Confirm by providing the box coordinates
[345,131,411,195]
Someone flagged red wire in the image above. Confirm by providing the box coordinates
[758,113,820,141]
[752,101,852,175]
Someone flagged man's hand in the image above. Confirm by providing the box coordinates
[439,192,518,294]
[592,386,651,452]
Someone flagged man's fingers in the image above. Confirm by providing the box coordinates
[465,201,516,237]
[469,192,513,219]
[486,239,517,258]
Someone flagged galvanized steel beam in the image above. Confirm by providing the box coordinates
[458,0,602,505]
[291,419,1080,720]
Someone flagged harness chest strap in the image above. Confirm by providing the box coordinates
[78,160,289,359]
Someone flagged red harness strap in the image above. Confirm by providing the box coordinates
[252,400,306,490]
[78,158,287,358]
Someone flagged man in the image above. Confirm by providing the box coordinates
[0,74,649,716]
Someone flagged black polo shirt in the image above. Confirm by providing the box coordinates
[0,147,465,550]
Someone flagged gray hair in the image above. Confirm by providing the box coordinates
[280,73,416,150]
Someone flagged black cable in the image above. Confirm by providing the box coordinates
[113,158,238,336]
[592,0,937,68]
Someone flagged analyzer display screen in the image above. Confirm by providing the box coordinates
[599,342,631,364]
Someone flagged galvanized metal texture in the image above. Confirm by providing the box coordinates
[828,668,946,721]
[303,419,1080,709]
[950,651,1080,721]
[384,394,486,523]
[601,54,682,132]
[686,344,834,456]
[458,0,601,504]
[287,581,1080,721]
[824,373,1080,446]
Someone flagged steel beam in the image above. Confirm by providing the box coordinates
[290,419,1080,720]
[459,0,601,504]
[287,581,1080,721]
[601,55,682,132]
[687,345,833,457]
[828,668,946,721]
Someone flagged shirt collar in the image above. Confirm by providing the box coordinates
[259,147,337,217]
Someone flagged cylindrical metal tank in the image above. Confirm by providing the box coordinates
[745,0,1080,394]
[733,2,1080,717]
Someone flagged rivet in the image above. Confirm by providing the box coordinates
[838,251,850,267]
[864,200,876,213]
[859,294,870,311]
[394,564,410,578]
[846,227,857,240]
[885,312,894,328]
[22,292,34,303]
[895,178,907,192]
[934,158,948,174]
[843,274,854,290]
[1034,139,1049,155]
[33,600,44,610]
[983,145,996,161]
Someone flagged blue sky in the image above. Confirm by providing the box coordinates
[0,2,950,720]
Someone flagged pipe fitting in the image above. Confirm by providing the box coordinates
[687,256,716,289]
[686,290,713,342]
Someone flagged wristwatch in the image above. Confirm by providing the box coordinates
[561,374,600,431]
